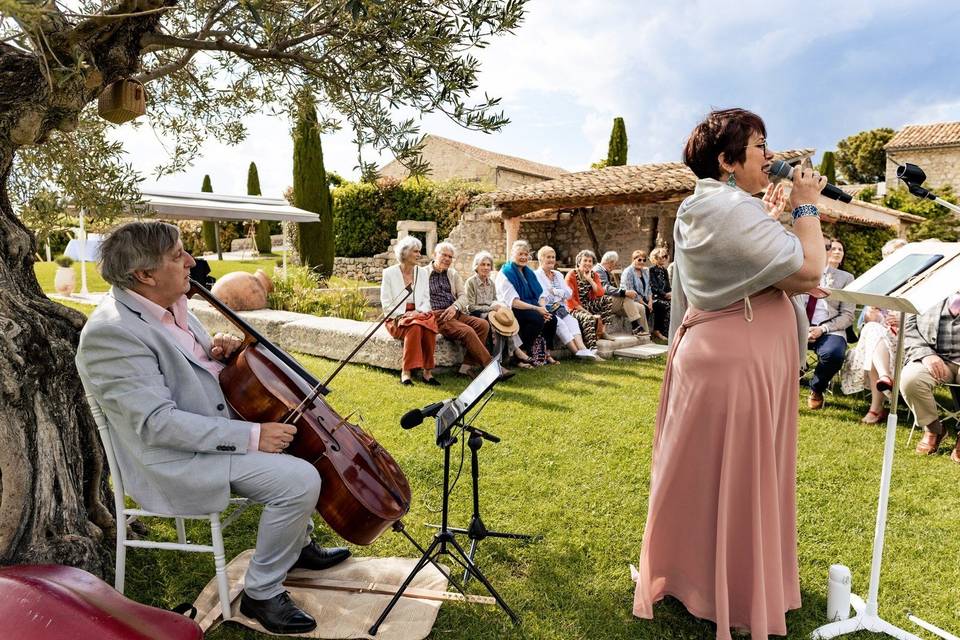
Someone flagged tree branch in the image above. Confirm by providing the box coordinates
[138,32,325,66]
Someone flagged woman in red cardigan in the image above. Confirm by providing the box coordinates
[565,249,616,349]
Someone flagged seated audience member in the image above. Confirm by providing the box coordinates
[593,251,649,338]
[801,237,854,409]
[565,250,616,349]
[496,240,557,365]
[380,236,438,386]
[535,245,598,360]
[648,247,672,342]
[900,290,960,462]
[839,237,908,422]
[427,242,493,378]
[466,251,528,365]
[621,249,654,334]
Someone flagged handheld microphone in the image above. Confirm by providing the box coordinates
[399,401,446,430]
[767,160,852,203]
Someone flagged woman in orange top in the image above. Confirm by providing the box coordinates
[565,249,615,349]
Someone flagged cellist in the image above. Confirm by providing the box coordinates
[76,221,349,635]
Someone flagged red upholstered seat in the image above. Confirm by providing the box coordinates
[0,564,202,640]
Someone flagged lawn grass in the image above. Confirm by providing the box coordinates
[51,300,960,639]
[116,358,959,639]
[35,259,368,293]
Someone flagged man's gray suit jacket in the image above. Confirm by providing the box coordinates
[76,287,257,515]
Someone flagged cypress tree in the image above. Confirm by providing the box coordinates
[292,90,333,276]
[248,162,273,253]
[819,151,837,185]
[200,175,218,254]
[606,117,628,166]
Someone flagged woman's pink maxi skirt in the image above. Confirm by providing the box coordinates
[634,288,801,639]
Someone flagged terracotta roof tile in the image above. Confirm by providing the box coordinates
[488,149,813,215]
[429,135,568,179]
[886,122,960,150]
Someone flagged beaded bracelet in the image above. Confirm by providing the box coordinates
[792,204,819,221]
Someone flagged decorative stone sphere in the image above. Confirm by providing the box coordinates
[210,269,273,311]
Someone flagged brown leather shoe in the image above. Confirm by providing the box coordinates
[915,429,945,455]
[808,390,824,410]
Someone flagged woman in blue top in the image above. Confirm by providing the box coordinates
[495,240,555,364]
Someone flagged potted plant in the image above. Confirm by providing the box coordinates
[53,255,76,296]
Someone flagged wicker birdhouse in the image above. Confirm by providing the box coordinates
[97,79,146,124]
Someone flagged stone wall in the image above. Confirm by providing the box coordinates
[445,201,679,273]
[495,168,557,190]
[380,137,498,184]
[885,146,960,194]
[445,208,508,273]
[332,256,389,283]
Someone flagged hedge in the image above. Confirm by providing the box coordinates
[333,178,493,257]
[821,222,894,277]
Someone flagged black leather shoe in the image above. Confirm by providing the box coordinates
[239,591,317,634]
[291,541,351,571]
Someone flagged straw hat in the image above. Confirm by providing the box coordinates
[489,305,519,336]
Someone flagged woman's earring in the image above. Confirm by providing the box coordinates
[726,171,736,187]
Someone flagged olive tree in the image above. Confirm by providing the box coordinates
[0,0,526,574]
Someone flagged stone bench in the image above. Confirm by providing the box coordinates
[188,299,466,370]
[187,300,658,371]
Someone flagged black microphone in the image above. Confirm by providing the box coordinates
[399,401,446,430]
[767,160,852,203]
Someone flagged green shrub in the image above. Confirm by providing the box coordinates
[884,185,960,242]
[821,222,894,276]
[268,265,368,320]
[333,177,493,257]
[176,220,205,255]
[54,254,73,268]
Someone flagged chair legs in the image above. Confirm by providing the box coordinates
[209,512,232,620]
[175,517,187,544]
[115,517,128,594]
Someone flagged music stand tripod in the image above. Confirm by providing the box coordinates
[429,414,537,585]
[369,362,521,636]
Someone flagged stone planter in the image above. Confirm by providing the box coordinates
[54,267,76,296]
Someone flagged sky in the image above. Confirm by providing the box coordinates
[114,0,960,198]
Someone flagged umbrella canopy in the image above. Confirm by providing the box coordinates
[139,189,319,223]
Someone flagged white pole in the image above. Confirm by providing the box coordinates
[79,209,89,296]
[907,614,959,640]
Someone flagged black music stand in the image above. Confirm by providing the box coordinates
[369,359,522,635]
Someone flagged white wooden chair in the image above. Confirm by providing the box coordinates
[87,392,251,620]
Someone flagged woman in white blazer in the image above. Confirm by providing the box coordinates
[380,236,438,385]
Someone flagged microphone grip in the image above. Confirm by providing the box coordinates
[821,183,852,203]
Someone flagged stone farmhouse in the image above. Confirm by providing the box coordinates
[444,149,922,275]
[885,121,960,194]
[379,134,567,189]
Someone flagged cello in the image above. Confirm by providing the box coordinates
[188,279,412,545]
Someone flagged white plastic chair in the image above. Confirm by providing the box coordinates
[87,392,251,620]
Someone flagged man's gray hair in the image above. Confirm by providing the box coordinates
[434,241,457,257]
[99,221,181,289]
[601,251,619,264]
[881,237,907,258]
[510,239,532,257]
[394,235,422,263]
[472,250,494,271]
[576,249,597,266]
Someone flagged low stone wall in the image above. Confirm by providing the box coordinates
[188,299,464,370]
[332,256,389,283]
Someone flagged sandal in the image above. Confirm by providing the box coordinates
[516,361,534,369]
[876,375,893,392]
[545,356,559,365]
[860,409,888,424]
